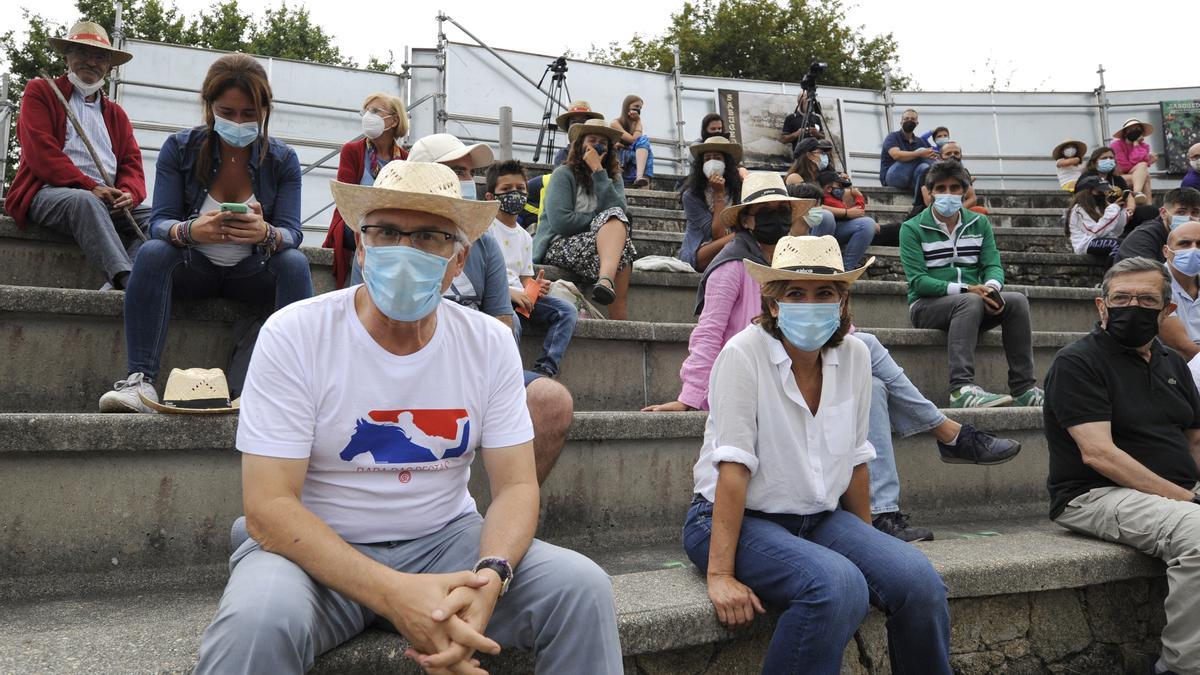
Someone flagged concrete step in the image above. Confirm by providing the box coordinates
[626,204,1066,234]
[0,519,1165,673]
[0,407,1050,576]
[865,245,1106,288]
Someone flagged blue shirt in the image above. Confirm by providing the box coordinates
[879,130,931,184]
[443,231,511,319]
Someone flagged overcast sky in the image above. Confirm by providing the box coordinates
[2,0,1196,93]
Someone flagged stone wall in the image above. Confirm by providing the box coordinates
[865,256,1105,289]
[627,577,1167,674]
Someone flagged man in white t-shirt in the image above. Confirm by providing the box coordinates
[193,161,622,674]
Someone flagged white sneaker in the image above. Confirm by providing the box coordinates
[98,373,158,413]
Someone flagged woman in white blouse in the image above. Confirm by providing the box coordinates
[682,235,951,673]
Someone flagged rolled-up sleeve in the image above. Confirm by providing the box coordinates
[707,342,760,474]
[848,337,877,466]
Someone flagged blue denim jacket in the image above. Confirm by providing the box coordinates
[149,126,302,249]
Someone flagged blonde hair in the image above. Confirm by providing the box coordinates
[362,92,410,140]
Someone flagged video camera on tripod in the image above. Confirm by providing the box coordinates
[533,56,571,163]
[800,61,827,93]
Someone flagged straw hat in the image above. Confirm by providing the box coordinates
[49,21,133,67]
[556,100,604,131]
[689,136,743,163]
[567,118,623,145]
[1113,118,1155,139]
[407,133,494,169]
[745,235,873,284]
[1051,139,1087,160]
[329,161,498,242]
[140,368,240,414]
[718,172,816,229]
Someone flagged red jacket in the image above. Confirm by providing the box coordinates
[4,75,146,228]
[321,138,408,288]
[822,191,867,211]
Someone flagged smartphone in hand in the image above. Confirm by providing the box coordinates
[985,287,1005,310]
[220,202,249,214]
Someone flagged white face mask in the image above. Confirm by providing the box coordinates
[67,71,104,97]
[361,112,387,140]
[1061,147,1077,158]
[702,159,725,179]
[1191,158,1200,172]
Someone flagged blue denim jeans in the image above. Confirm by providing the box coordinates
[512,294,578,377]
[682,497,951,674]
[832,216,876,270]
[123,239,314,379]
[620,134,655,182]
[884,160,934,202]
[856,332,947,515]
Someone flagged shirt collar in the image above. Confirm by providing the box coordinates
[762,324,841,369]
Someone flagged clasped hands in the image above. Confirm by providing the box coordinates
[382,568,506,675]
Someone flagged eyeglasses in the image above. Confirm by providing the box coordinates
[363,108,394,118]
[66,47,112,63]
[361,225,457,253]
[1106,293,1163,309]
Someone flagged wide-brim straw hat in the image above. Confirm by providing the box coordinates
[1113,118,1155,139]
[330,161,498,242]
[718,172,816,229]
[49,21,133,66]
[567,118,623,145]
[745,235,873,284]
[407,133,494,169]
[556,101,604,131]
[1051,139,1088,160]
[689,136,743,163]
[140,368,240,414]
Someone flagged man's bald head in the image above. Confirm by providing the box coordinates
[1189,143,1200,163]
[1167,220,1200,248]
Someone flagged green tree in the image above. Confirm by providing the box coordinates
[246,2,353,67]
[587,0,908,90]
[187,1,252,52]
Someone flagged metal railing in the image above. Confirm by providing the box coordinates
[0,74,12,201]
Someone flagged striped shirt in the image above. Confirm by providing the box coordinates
[62,88,117,185]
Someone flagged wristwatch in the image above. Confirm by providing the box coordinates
[473,557,513,596]
[1191,495,1200,506]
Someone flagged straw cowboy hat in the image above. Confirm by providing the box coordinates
[689,136,743,163]
[329,161,498,242]
[556,100,604,131]
[407,133,494,169]
[718,172,816,229]
[1051,139,1088,160]
[567,118,623,145]
[140,368,240,414]
[49,21,133,67]
[745,235,874,285]
[1113,118,1155,139]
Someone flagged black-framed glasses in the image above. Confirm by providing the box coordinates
[361,225,457,253]
[1106,293,1163,309]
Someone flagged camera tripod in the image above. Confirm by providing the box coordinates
[533,57,571,164]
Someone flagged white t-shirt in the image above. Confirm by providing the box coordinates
[1056,164,1083,190]
[489,218,534,291]
[194,192,260,267]
[236,288,534,543]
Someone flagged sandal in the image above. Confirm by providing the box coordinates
[633,177,650,189]
[591,275,616,306]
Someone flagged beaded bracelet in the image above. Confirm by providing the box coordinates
[183,218,196,246]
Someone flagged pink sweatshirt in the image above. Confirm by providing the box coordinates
[1110,138,1151,174]
[678,260,761,410]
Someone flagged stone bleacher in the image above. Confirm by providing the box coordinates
[0,172,1168,673]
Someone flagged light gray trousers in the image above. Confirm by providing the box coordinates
[1055,485,1200,673]
[193,511,623,674]
[28,186,151,285]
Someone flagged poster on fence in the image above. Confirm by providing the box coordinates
[717,88,844,171]
[1161,100,1200,175]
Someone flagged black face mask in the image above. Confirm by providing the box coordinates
[1104,305,1161,348]
[1124,128,1143,142]
[751,210,791,245]
[901,120,918,133]
[592,143,608,157]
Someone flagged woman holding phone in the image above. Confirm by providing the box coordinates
[99,53,313,413]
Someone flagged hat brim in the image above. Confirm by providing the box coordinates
[568,123,623,145]
[431,143,494,170]
[556,110,603,131]
[141,393,240,414]
[1113,121,1155,139]
[1051,140,1087,160]
[49,37,133,66]
[719,196,816,230]
[745,256,875,285]
[329,180,498,242]
[689,141,744,163]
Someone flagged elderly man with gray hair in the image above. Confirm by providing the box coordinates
[1044,256,1200,675]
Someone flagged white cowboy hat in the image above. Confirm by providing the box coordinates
[556,100,604,131]
[329,161,497,242]
[567,118,623,145]
[1051,139,1088,160]
[689,136,743,163]
[745,235,873,285]
[140,368,240,414]
[718,172,816,229]
[407,133,495,169]
[1113,118,1155,139]
[49,21,133,67]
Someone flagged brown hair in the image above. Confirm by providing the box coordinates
[753,279,852,349]
[197,53,273,186]
[566,132,620,193]
[786,152,821,184]
[616,94,643,135]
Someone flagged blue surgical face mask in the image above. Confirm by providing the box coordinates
[817,154,830,169]
[362,244,451,321]
[1097,158,1117,174]
[776,301,842,352]
[1172,248,1200,276]
[1170,214,1192,230]
[933,193,963,216]
[459,181,477,200]
[934,137,949,148]
[804,207,825,228]
[830,188,846,201]
[213,113,260,148]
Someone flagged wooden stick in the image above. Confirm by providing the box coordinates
[40,73,147,242]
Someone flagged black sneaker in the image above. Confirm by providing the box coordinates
[938,423,1021,466]
[872,512,934,543]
